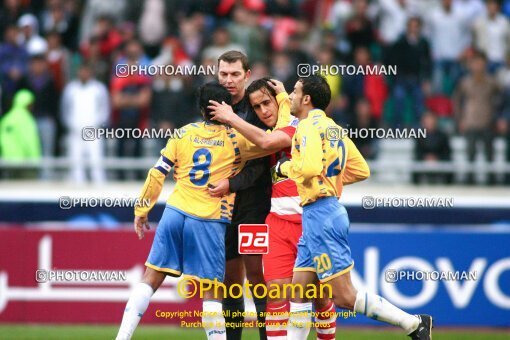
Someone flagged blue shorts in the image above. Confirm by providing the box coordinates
[146,205,227,282]
[294,197,354,282]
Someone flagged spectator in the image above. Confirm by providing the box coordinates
[0,89,41,178]
[114,22,138,60]
[125,0,181,40]
[385,16,432,127]
[350,98,379,160]
[270,52,297,91]
[345,0,376,59]
[151,72,195,150]
[269,16,302,52]
[56,0,80,51]
[328,0,353,37]
[202,27,245,62]
[321,29,348,62]
[79,0,125,44]
[17,13,48,56]
[283,32,313,68]
[61,62,109,184]
[152,37,191,70]
[266,0,300,17]
[18,54,60,178]
[330,95,349,127]
[84,15,122,60]
[82,36,111,85]
[375,0,410,46]
[315,47,341,99]
[0,24,28,113]
[41,1,71,37]
[413,112,453,184]
[453,51,500,185]
[426,0,472,95]
[227,6,268,63]
[46,31,71,92]
[150,38,196,145]
[194,56,217,87]
[110,39,152,180]
[135,0,168,58]
[179,14,206,62]
[0,0,26,37]
[472,0,510,73]
[113,33,151,69]
[343,46,388,125]
[249,61,270,84]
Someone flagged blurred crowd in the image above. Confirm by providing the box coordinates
[0,0,509,185]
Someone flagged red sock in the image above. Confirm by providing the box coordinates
[266,301,289,340]
[315,300,337,340]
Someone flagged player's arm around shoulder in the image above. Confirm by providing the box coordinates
[257,128,292,151]
[236,131,282,160]
[342,135,370,185]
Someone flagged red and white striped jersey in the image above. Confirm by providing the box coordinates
[269,119,301,223]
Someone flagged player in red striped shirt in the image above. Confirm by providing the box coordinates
[209,78,336,340]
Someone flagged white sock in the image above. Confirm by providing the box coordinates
[354,291,419,334]
[202,300,226,340]
[287,301,312,340]
[116,282,154,340]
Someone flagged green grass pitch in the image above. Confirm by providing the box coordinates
[0,325,509,340]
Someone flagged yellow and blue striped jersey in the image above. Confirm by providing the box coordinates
[135,122,272,222]
[280,109,370,206]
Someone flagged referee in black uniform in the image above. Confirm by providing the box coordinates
[207,51,270,340]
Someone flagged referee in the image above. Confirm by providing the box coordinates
[208,50,270,340]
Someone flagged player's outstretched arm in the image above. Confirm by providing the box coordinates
[133,164,168,239]
[133,141,176,238]
[342,137,370,185]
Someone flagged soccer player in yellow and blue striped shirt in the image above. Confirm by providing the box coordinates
[277,75,433,340]
[116,83,281,340]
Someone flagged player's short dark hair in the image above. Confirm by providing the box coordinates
[218,50,250,72]
[198,82,232,124]
[246,77,276,100]
[299,75,331,111]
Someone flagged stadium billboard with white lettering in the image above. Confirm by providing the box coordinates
[0,228,508,326]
